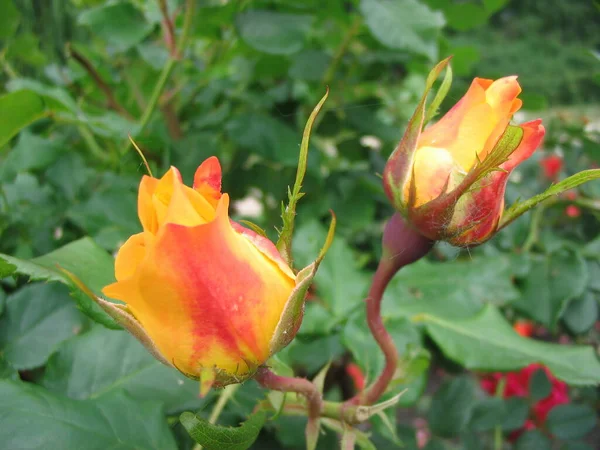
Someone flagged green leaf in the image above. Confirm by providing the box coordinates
[0,90,48,149]
[421,305,600,385]
[235,11,313,55]
[500,169,600,229]
[561,442,595,450]
[501,397,529,431]
[0,259,16,278]
[383,255,520,320]
[0,238,119,329]
[483,0,508,13]
[515,430,552,450]
[529,367,552,401]
[428,376,476,437]
[468,397,504,432]
[78,1,153,52]
[0,283,87,370]
[0,132,64,178]
[180,410,266,450]
[546,404,597,440]
[563,292,598,334]
[515,249,588,328]
[292,221,369,318]
[359,0,445,60]
[0,0,19,39]
[0,380,177,450]
[41,326,208,414]
[444,3,488,31]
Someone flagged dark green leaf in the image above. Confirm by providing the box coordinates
[529,367,552,401]
[0,283,87,370]
[501,397,530,431]
[445,3,488,31]
[468,397,504,432]
[515,249,588,327]
[235,11,313,55]
[41,326,208,414]
[546,404,597,440]
[0,380,177,449]
[359,0,445,60]
[483,0,508,13]
[515,430,552,450]
[0,0,19,39]
[0,90,47,149]
[428,376,476,437]
[561,442,595,450]
[563,292,598,334]
[180,410,266,450]
[78,1,153,52]
[423,305,600,385]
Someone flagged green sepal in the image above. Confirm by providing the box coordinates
[499,169,600,229]
[276,88,329,266]
[383,56,452,214]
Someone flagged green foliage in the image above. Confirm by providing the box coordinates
[180,410,266,450]
[1,0,600,448]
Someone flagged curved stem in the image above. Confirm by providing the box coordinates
[255,367,322,444]
[346,214,434,406]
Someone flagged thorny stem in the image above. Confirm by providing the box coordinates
[255,367,322,442]
[67,43,133,119]
[346,214,434,406]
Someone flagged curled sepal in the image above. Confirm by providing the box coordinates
[352,390,407,423]
[277,88,330,266]
[383,56,453,214]
[60,268,172,366]
[269,213,336,355]
[499,169,600,229]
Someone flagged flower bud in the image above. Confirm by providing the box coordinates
[384,74,545,246]
[102,157,311,391]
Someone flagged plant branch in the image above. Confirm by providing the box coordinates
[255,367,322,446]
[158,0,177,56]
[66,43,133,119]
[346,214,433,406]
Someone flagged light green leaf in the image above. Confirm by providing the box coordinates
[0,283,87,370]
[359,0,445,60]
[0,380,177,450]
[500,169,600,229]
[383,254,520,320]
[235,11,313,55]
[180,410,266,450]
[0,238,119,329]
[421,305,600,385]
[0,0,19,39]
[0,90,48,149]
[515,249,588,327]
[78,1,153,52]
[41,326,208,414]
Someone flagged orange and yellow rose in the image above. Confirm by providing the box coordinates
[101,157,308,389]
[384,71,545,246]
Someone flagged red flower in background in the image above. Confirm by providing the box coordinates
[480,363,569,438]
[540,154,563,181]
[513,319,535,338]
[346,363,366,391]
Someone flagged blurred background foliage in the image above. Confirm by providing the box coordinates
[1,0,600,449]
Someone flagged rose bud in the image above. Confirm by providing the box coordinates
[100,157,317,393]
[384,61,545,247]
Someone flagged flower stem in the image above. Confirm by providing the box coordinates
[255,367,322,445]
[347,214,433,406]
[192,384,240,450]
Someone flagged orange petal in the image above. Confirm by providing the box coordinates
[194,156,222,207]
[449,119,545,246]
[122,194,295,377]
[406,146,456,207]
[114,232,147,281]
[138,176,159,233]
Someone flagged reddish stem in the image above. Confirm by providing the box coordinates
[347,213,434,406]
[255,367,322,440]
